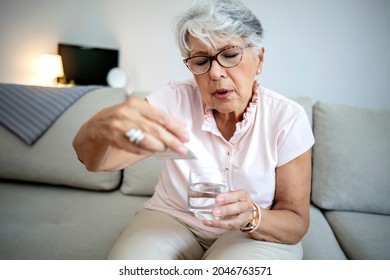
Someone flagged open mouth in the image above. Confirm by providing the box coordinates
[213,89,232,98]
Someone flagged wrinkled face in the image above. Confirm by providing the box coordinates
[187,36,264,118]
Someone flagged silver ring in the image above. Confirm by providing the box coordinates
[126,128,145,145]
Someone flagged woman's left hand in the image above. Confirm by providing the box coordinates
[205,150,312,244]
[203,189,256,230]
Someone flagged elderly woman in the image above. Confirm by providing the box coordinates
[73,0,314,260]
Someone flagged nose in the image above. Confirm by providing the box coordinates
[208,60,227,80]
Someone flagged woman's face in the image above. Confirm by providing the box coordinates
[187,36,264,118]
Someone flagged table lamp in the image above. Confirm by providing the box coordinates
[38,54,64,86]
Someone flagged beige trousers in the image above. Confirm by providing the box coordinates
[108,209,303,260]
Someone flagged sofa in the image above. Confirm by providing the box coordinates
[0,84,389,260]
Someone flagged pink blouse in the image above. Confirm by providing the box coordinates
[144,78,315,234]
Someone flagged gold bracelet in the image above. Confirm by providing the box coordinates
[240,203,261,233]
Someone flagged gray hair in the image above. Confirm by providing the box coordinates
[173,0,264,57]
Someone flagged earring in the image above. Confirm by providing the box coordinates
[256,69,261,75]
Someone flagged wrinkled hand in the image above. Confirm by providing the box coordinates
[203,189,255,230]
[89,96,189,156]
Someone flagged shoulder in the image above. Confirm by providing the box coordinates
[166,78,199,101]
[257,85,311,131]
[259,86,304,114]
[148,78,198,100]
[167,78,198,91]
[257,85,309,125]
[146,78,200,115]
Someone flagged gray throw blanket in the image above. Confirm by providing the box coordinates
[0,83,102,145]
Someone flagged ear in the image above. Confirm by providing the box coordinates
[256,47,265,75]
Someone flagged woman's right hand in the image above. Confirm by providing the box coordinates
[73,96,189,171]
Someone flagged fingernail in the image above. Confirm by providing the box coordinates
[216,196,225,203]
[176,145,188,155]
[213,208,222,216]
[181,131,190,141]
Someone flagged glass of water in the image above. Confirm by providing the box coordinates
[188,167,230,220]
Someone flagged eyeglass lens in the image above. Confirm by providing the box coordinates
[186,46,244,75]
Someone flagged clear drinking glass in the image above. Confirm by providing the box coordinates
[188,167,230,220]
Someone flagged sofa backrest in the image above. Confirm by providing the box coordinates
[0,86,126,191]
[311,101,390,215]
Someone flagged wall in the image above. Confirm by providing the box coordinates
[0,0,389,109]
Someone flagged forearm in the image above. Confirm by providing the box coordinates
[73,121,142,172]
[247,207,309,244]
[247,150,312,244]
[73,122,115,171]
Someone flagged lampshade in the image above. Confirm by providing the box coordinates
[38,54,64,85]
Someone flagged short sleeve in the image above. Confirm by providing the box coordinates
[276,109,315,167]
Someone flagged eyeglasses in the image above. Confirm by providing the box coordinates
[183,43,254,75]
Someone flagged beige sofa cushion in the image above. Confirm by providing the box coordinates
[325,210,390,259]
[0,181,148,259]
[312,101,390,214]
[120,156,163,195]
[0,87,126,191]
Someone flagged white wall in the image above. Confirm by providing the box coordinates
[0,0,389,109]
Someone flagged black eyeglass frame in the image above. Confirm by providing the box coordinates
[183,43,254,75]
